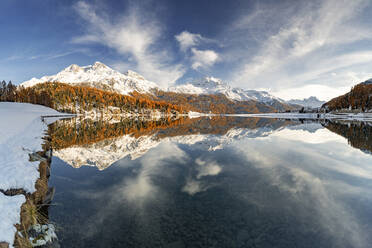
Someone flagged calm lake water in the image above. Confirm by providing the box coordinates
[46,117,372,248]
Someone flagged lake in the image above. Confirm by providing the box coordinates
[45,117,372,248]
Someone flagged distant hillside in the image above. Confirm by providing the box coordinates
[322,79,372,112]
[134,90,295,114]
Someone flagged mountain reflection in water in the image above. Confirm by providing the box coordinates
[49,117,293,170]
[47,117,372,248]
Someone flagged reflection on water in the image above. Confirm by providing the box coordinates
[47,117,372,247]
[49,117,293,170]
[324,121,372,155]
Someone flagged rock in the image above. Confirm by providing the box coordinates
[28,224,58,247]
[0,188,26,196]
[0,242,9,248]
[43,187,55,205]
[29,152,47,162]
[45,150,52,159]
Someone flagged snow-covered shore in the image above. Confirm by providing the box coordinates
[229,112,372,121]
[0,102,64,247]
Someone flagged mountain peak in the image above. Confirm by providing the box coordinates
[190,76,224,88]
[64,64,83,73]
[307,96,318,100]
[64,62,111,73]
[90,61,112,71]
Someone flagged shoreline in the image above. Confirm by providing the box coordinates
[0,102,67,248]
[222,112,372,122]
[2,102,372,247]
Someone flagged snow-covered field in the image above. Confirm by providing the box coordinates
[0,102,64,247]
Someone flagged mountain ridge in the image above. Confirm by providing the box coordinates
[169,77,285,104]
[21,62,284,105]
[287,96,325,108]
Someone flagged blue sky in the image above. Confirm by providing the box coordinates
[1,0,372,100]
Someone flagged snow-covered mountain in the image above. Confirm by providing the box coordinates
[169,77,284,104]
[287,96,325,108]
[21,62,159,95]
[21,62,284,105]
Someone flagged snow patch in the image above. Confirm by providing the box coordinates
[188,111,203,118]
[0,193,25,247]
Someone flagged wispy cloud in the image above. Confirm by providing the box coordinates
[2,49,87,63]
[226,0,372,99]
[3,55,23,62]
[72,1,185,87]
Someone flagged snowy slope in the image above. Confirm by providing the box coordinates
[287,96,325,108]
[169,77,284,103]
[21,62,159,95]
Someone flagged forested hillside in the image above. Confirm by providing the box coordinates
[322,82,372,112]
[0,81,188,115]
[0,80,295,114]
